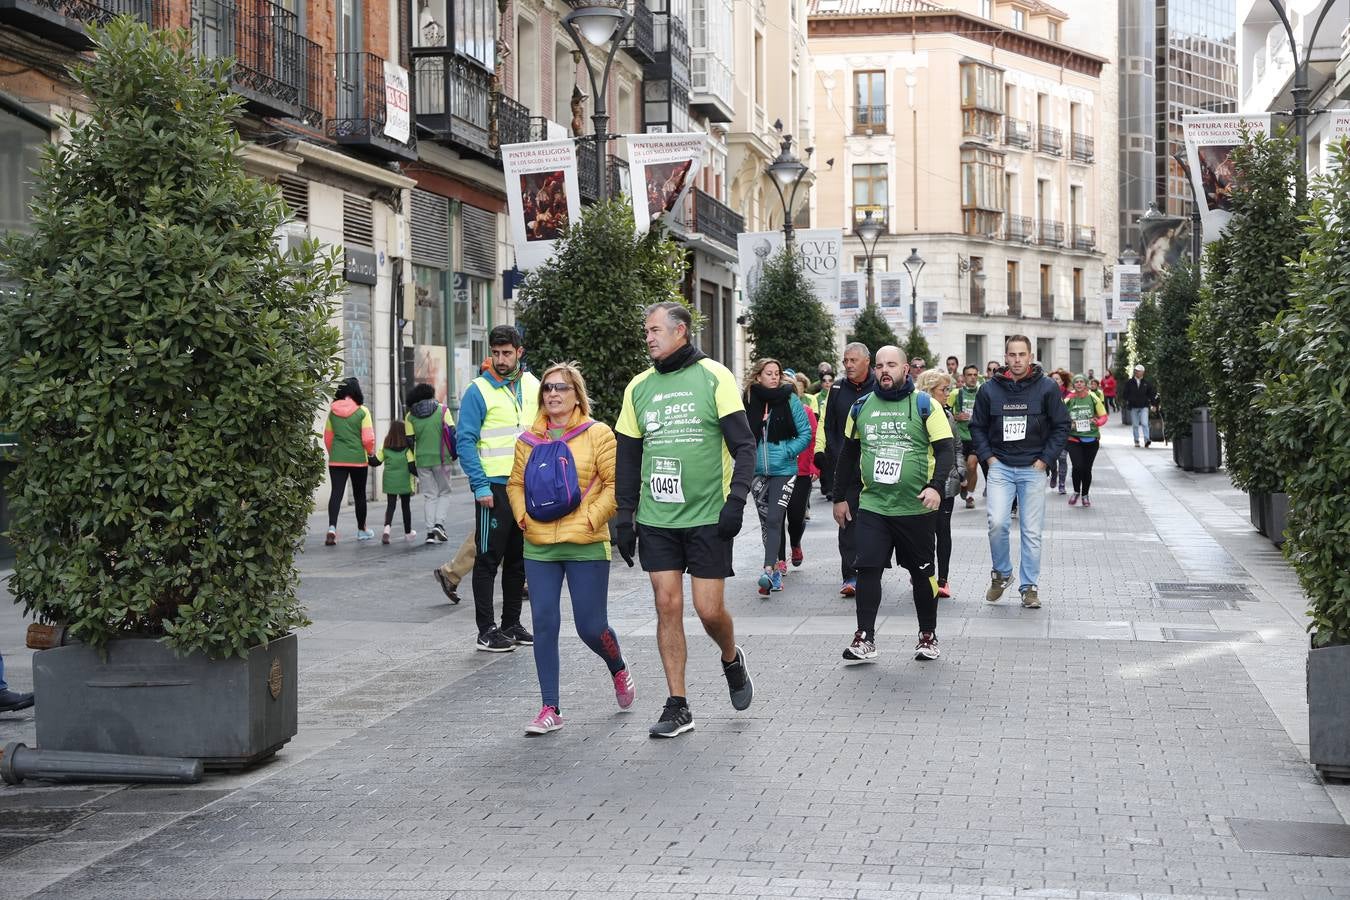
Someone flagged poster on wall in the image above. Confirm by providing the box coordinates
[1181,114,1271,243]
[502,139,581,271]
[383,61,410,144]
[1113,263,1141,317]
[736,229,843,309]
[876,272,907,315]
[838,273,864,312]
[414,345,449,405]
[919,297,942,339]
[625,132,705,233]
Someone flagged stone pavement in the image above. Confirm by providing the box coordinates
[2,421,1349,899]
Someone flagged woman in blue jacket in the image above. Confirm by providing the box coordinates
[742,358,811,596]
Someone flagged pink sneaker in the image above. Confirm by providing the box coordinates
[1082,496,1092,508]
[775,560,788,577]
[524,705,563,735]
[613,665,636,710]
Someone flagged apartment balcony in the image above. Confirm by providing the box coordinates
[494,93,531,156]
[1040,293,1055,319]
[1037,125,1063,156]
[330,51,417,162]
[1003,117,1033,149]
[646,11,690,90]
[0,0,161,49]
[969,283,987,316]
[692,188,744,252]
[1072,225,1096,251]
[576,140,627,204]
[413,51,491,159]
[1004,214,1033,242]
[1073,295,1087,322]
[962,109,1002,144]
[1070,133,1094,162]
[1007,290,1023,317]
[852,205,890,231]
[853,105,887,135]
[193,0,322,122]
[620,0,655,64]
[1037,219,1064,247]
[691,50,733,123]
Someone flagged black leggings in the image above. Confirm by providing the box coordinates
[779,475,812,558]
[328,466,368,530]
[384,493,412,533]
[935,495,954,583]
[1068,440,1100,496]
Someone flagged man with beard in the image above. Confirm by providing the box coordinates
[969,335,1070,610]
[456,325,539,652]
[832,346,954,664]
[819,342,877,597]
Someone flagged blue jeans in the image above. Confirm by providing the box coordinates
[0,650,7,691]
[986,460,1046,591]
[1130,406,1150,444]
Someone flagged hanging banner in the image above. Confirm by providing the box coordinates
[1114,263,1141,316]
[502,139,581,271]
[919,296,942,339]
[839,273,864,312]
[626,132,705,233]
[876,271,911,328]
[1139,209,1189,292]
[1101,293,1127,334]
[1182,114,1271,243]
[736,229,843,309]
[383,62,410,144]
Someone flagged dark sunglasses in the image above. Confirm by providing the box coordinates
[541,382,574,393]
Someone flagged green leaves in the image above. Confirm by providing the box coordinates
[1148,266,1209,441]
[0,18,339,659]
[745,248,837,375]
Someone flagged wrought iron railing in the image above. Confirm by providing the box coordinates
[853,104,887,134]
[577,138,600,203]
[1073,225,1096,251]
[192,0,318,120]
[1007,290,1022,317]
[1003,117,1032,148]
[1040,293,1055,319]
[1073,295,1087,322]
[693,188,744,251]
[607,154,629,199]
[852,205,889,231]
[331,50,417,158]
[1071,132,1094,162]
[496,93,530,150]
[620,0,655,64]
[1038,219,1064,246]
[413,52,490,156]
[1004,214,1032,242]
[970,282,986,316]
[1037,124,1063,155]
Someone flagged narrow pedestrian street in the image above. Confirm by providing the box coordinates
[2,421,1347,900]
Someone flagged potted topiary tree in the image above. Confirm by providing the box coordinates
[1260,139,1350,782]
[745,247,837,374]
[0,20,341,767]
[1153,264,1208,470]
[846,302,899,359]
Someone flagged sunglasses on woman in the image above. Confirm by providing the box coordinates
[541,382,574,393]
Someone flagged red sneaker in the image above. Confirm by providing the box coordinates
[791,546,804,566]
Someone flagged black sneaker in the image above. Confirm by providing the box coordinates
[432,524,449,542]
[501,623,534,646]
[648,698,695,738]
[433,569,460,604]
[722,645,753,711]
[475,629,516,653]
[0,689,34,713]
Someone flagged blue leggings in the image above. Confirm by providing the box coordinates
[523,558,625,711]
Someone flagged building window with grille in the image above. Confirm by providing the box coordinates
[853,70,886,133]
[852,163,888,228]
[960,148,1004,237]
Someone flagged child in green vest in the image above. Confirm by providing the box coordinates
[376,422,418,544]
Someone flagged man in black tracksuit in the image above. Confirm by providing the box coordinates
[819,341,878,597]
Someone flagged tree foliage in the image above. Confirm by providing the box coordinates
[744,247,836,375]
[515,199,689,425]
[845,303,898,357]
[0,19,342,658]
[902,326,934,366]
[1192,129,1303,493]
[1127,292,1161,377]
[1257,140,1350,645]
[1152,264,1209,440]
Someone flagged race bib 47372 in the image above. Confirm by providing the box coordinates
[1002,416,1027,442]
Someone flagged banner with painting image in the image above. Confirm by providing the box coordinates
[502,139,581,270]
[626,132,706,233]
[1181,114,1271,243]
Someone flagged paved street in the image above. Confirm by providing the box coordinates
[2,421,1348,899]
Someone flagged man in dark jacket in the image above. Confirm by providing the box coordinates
[1120,364,1158,448]
[819,341,878,597]
[969,335,1070,610]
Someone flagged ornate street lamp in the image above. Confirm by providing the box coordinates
[1266,0,1338,201]
[766,119,812,245]
[902,246,925,331]
[853,209,885,308]
[560,2,633,202]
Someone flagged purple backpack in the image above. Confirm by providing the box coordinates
[518,421,596,522]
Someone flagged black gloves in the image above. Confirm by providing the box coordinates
[614,512,636,567]
[717,496,746,541]
[813,451,826,473]
[368,454,382,467]
[409,462,418,477]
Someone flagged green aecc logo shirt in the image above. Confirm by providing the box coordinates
[846,391,952,518]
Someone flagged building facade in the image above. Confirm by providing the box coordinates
[808,0,1109,375]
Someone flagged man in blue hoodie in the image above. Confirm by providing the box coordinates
[968,335,1070,610]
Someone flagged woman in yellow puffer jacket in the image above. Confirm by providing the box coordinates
[507,362,634,736]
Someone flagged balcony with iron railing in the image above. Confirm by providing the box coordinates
[0,0,164,49]
[852,205,890,231]
[576,140,628,204]
[1070,133,1094,162]
[1037,124,1062,155]
[194,0,322,123]
[647,11,690,90]
[692,188,744,252]
[1003,117,1033,149]
[496,93,530,154]
[330,50,417,161]
[969,282,986,316]
[1072,225,1096,251]
[1037,219,1064,246]
[1073,295,1087,322]
[413,51,492,158]
[1004,214,1033,242]
[854,105,887,134]
[1040,293,1055,319]
[1007,290,1022,317]
[620,0,655,64]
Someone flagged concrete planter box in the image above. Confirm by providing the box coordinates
[1309,642,1350,783]
[1266,492,1290,548]
[1249,491,1268,536]
[1172,435,1193,471]
[33,633,297,770]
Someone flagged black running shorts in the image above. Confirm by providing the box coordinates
[636,522,735,579]
[852,508,937,571]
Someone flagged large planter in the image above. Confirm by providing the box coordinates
[0,458,12,564]
[1249,491,1268,536]
[33,632,297,769]
[1172,435,1194,470]
[1266,491,1290,548]
[1309,642,1350,782]
[1190,407,1221,473]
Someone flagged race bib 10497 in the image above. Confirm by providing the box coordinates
[648,456,685,503]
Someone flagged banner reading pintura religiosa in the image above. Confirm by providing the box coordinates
[1181,114,1271,243]
[502,139,581,271]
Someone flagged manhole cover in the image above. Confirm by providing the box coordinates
[1154,582,1256,598]
[1229,818,1350,857]
[1161,628,1263,643]
[1155,597,1240,611]
[0,833,43,861]
[0,808,95,836]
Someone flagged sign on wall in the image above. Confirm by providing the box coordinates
[383,62,410,145]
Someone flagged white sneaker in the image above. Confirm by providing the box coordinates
[842,630,878,665]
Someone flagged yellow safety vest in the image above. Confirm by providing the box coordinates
[473,372,540,478]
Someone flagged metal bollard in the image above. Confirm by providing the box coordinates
[0,742,203,785]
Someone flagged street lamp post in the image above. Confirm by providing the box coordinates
[766,120,812,245]
[1170,151,1203,279]
[1266,0,1338,202]
[560,3,634,202]
[853,210,884,308]
[902,247,925,333]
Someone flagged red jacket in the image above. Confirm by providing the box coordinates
[1102,374,1117,398]
[797,404,819,477]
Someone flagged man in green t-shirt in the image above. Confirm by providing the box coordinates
[615,302,757,738]
[832,346,955,665]
[949,364,982,509]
